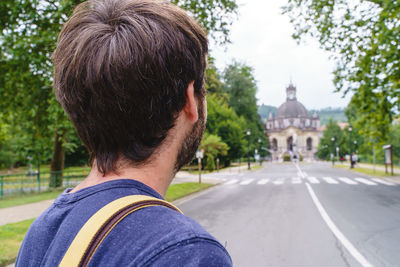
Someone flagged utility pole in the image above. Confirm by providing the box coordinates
[196,150,204,184]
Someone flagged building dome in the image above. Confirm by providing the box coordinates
[276,100,309,118]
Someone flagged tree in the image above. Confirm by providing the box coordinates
[223,61,268,157]
[206,94,246,165]
[283,0,400,143]
[317,120,344,160]
[171,0,238,44]
[0,0,238,182]
[200,134,229,171]
[389,124,400,165]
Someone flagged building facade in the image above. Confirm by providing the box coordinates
[266,84,320,161]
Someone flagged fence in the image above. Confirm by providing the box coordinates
[0,169,90,199]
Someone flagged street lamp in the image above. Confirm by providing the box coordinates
[247,129,251,170]
[258,138,262,166]
[348,126,353,168]
[331,137,335,165]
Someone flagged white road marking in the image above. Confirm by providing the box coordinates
[306,177,320,184]
[354,178,377,186]
[323,177,338,184]
[371,178,396,186]
[257,179,270,185]
[224,179,239,185]
[294,163,306,178]
[240,179,254,185]
[292,177,302,184]
[273,179,284,185]
[306,183,373,267]
[338,177,358,185]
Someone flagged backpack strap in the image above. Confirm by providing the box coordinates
[59,195,182,267]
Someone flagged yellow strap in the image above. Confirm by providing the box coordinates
[59,195,182,267]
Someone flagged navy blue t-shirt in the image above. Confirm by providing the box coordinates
[16,179,232,266]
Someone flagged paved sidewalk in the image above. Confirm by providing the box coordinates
[0,200,54,226]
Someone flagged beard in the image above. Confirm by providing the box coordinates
[174,101,206,172]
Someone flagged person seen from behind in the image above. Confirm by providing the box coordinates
[16,0,232,266]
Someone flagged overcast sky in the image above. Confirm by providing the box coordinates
[210,0,352,110]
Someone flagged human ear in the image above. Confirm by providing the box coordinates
[183,81,199,123]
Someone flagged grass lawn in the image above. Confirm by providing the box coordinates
[0,164,90,175]
[0,182,213,266]
[334,164,394,177]
[165,182,212,202]
[0,219,35,267]
[251,165,263,171]
[0,189,65,209]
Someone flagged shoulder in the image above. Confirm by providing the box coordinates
[91,205,232,266]
[138,206,232,266]
[144,235,232,266]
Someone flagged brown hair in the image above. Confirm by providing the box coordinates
[52,0,208,175]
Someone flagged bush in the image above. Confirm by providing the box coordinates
[283,154,291,162]
[206,155,215,171]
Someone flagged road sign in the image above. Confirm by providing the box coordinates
[196,150,203,159]
[383,145,393,175]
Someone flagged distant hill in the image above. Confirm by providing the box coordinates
[309,107,347,125]
[258,104,277,121]
[258,105,346,126]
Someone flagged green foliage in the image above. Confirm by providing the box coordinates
[223,61,269,157]
[205,95,245,164]
[389,124,400,165]
[200,133,229,171]
[200,134,229,159]
[317,120,345,160]
[224,62,259,122]
[283,154,291,162]
[170,0,238,44]
[283,0,400,143]
[206,155,216,171]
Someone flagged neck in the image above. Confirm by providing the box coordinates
[69,149,178,197]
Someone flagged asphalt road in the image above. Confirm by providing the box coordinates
[177,162,400,267]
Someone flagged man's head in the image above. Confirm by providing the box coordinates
[52,0,208,175]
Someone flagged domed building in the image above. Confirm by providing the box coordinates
[266,84,320,161]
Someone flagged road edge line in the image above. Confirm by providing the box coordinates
[305,183,373,267]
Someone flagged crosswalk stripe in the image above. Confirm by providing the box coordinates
[338,177,358,185]
[323,177,338,184]
[224,177,394,187]
[257,179,270,185]
[371,178,395,186]
[354,178,377,186]
[240,179,254,185]
[307,177,320,184]
[225,179,238,185]
[292,177,302,184]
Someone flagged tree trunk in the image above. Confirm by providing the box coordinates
[49,129,66,188]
